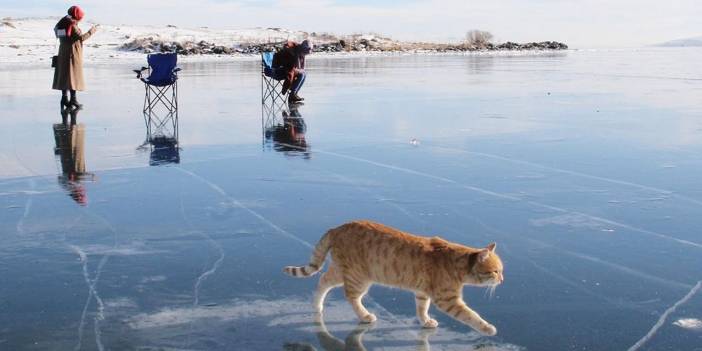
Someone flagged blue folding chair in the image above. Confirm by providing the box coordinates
[261,51,288,109]
[134,53,181,143]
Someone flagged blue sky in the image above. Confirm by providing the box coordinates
[2,0,701,47]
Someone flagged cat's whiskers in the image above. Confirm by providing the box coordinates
[483,283,498,299]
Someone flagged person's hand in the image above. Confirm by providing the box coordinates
[90,24,99,33]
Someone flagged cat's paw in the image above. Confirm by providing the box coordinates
[422,319,439,328]
[360,313,377,323]
[479,323,497,336]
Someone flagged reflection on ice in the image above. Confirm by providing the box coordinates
[53,116,95,205]
[123,298,523,350]
[263,103,310,158]
[148,135,180,166]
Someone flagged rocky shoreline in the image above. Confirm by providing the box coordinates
[0,18,569,65]
[120,35,567,56]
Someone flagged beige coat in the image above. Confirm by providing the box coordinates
[52,25,95,91]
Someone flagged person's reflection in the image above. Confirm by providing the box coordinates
[284,319,435,351]
[149,136,180,166]
[265,105,310,158]
[60,104,78,125]
[53,108,94,205]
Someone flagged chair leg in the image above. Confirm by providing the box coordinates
[143,83,179,143]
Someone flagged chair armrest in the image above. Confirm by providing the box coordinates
[133,66,148,78]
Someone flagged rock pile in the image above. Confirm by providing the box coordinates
[120,36,568,56]
[1,18,16,29]
[493,41,568,50]
[121,38,237,55]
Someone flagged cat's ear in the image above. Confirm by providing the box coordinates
[478,248,491,263]
[486,242,497,252]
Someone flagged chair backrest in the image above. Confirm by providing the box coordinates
[262,51,276,77]
[147,53,178,85]
[261,51,274,69]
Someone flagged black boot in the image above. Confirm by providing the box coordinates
[61,108,69,125]
[288,93,304,104]
[61,96,69,109]
[68,98,83,110]
[68,90,82,110]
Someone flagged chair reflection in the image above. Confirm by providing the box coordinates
[135,79,180,166]
[263,103,310,159]
[148,135,180,166]
[53,108,95,206]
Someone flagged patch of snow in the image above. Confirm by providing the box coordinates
[673,318,702,331]
[0,17,312,66]
[530,213,607,230]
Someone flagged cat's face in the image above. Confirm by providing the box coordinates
[472,243,504,286]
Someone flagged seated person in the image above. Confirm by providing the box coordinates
[272,40,311,104]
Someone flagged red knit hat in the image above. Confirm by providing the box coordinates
[68,5,84,21]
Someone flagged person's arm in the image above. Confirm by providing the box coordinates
[79,25,98,42]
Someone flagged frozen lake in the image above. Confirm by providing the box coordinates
[1,48,701,350]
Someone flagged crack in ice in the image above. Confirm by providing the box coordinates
[305,147,702,250]
[15,179,34,234]
[177,191,225,307]
[179,204,225,350]
[175,167,313,249]
[70,246,108,351]
[70,214,117,351]
[627,281,702,351]
[174,167,418,335]
[428,145,702,206]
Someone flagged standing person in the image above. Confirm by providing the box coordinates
[52,5,98,110]
[273,39,312,104]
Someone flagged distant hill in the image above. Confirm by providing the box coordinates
[656,36,702,47]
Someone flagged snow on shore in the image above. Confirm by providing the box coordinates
[1,17,568,67]
[1,17,314,66]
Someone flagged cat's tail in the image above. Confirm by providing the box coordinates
[284,230,333,278]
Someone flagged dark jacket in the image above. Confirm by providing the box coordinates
[272,47,297,92]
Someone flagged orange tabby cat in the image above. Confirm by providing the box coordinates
[284,220,504,336]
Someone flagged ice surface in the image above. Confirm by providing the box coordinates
[1,48,702,350]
